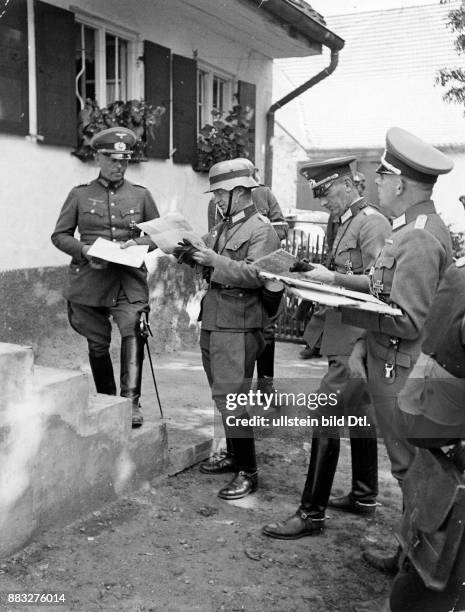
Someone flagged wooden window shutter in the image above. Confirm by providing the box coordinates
[172,54,197,165]
[0,0,28,135]
[35,0,75,146]
[144,40,170,159]
[238,80,256,162]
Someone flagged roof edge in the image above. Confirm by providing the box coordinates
[249,0,345,52]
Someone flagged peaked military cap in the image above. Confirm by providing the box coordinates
[90,126,137,159]
[376,127,454,184]
[300,156,356,198]
[206,158,259,192]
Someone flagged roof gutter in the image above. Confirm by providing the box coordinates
[263,1,344,185]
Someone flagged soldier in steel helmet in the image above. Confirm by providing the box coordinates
[184,158,280,500]
[51,126,159,428]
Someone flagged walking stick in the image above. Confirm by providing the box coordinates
[139,313,164,418]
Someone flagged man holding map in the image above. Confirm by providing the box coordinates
[263,156,391,540]
[51,127,159,428]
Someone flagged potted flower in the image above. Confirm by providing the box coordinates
[72,99,166,162]
[195,104,254,172]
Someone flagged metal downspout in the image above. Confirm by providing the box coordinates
[264,49,339,186]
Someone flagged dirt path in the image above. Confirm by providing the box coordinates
[0,425,400,612]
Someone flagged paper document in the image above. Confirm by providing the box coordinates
[137,212,206,254]
[259,270,402,316]
[87,238,149,268]
[253,249,314,278]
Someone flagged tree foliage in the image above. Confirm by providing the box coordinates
[437,0,465,110]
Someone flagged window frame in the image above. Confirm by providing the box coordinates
[197,61,234,133]
[73,11,141,109]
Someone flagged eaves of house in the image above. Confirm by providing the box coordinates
[178,0,344,58]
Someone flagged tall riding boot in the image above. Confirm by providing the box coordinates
[329,436,378,515]
[120,335,145,428]
[300,435,340,517]
[218,431,258,500]
[256,340,276,397]
[263,435,340,539]
[89,352,117,395]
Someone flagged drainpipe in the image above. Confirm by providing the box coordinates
[265,49,339,186]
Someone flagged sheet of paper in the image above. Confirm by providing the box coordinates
[137,212,206,254]
[253,248,313,278]
[261,271,402,316]
[87,238,149,268]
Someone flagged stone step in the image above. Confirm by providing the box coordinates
[0,343,34,408]
[31,365,90,430]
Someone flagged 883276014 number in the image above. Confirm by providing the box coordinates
[4,592,67,606]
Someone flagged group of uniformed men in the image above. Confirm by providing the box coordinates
[51,125,465,611]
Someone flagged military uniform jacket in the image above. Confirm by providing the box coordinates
[201,210,281,331]
[343,200,453,394]
[51,177,159,307]
[320,199,391,356]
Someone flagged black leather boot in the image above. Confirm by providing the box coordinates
[218,435,257,499]
[120,335,145,428]
[89,353,117,395]
[256,341,277,402]
[199,439,236,474]
[262,436,339,539]
[329,436,378,515]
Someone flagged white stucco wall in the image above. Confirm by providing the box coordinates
[1,0,274,271]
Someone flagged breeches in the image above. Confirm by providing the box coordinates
[315,354,375,437]
[68,290,148,356]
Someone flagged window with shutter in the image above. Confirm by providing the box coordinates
[196,63,234,134]
[35,0,75,146]
[144,41,170,159]
[0,0,28,136]
[238,80,256,162]
[172,54,197,165]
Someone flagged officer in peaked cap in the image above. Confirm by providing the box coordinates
[263,156,391,540]
[336,127,454,575]
[90,126,136,158]
[177,158,280,500]
[51,126,159,428]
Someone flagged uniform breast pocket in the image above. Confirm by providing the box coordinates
[121,205,141,224]
[336,239,363,273]
[224,237,249,261]
[79,204,105,231]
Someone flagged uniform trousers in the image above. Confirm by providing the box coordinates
[200,329,264,472]
[369,391,416,484]
[68,289,148,355]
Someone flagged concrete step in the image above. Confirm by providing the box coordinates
[31,365,90,430]
[0,343,34,408]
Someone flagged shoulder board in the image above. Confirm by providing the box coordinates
[456,256,465,268]
[414,214,428,230]
[75,182,91,188]
[132,184,146,189]
[256,213,271,224]
[363,206,378,216]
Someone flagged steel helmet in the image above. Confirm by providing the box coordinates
[206,158,259,192]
